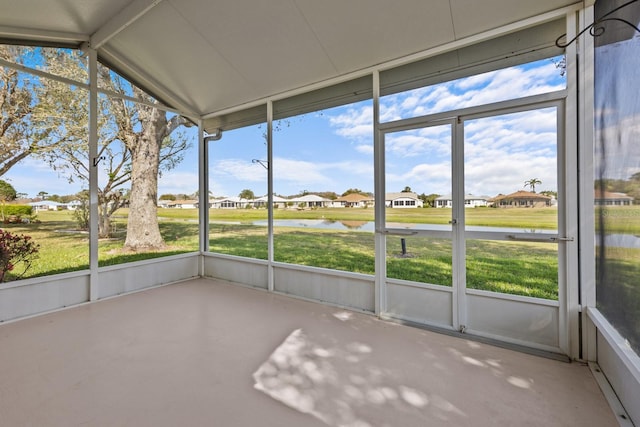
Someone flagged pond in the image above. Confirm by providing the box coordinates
[246,219,640,248]
[251,219,556,234]
[598,233,640,249]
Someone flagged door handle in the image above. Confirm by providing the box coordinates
[550,236,574,242]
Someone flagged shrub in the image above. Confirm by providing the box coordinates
[72,199,90,230]
[3,205,33,216]
[0,229,40,282]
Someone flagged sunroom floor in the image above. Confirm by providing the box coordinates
[0,278,618,427]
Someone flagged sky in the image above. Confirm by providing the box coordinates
[594,34,640,182]
[4,56,566,200]
[209,56,565,199]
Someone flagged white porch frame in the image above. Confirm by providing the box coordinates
[1,4,638,422]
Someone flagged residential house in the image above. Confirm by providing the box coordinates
[28,200,64,211]
[167,199,199,209]
[491,190,552,208]
[434,194,491,208]
[385,192,423,208]
[209,197,249,209]
[594,191,634,206]
[252,195,289,209]
[66,200,83,210]
[287,194,332,208]
[331,193,374,208]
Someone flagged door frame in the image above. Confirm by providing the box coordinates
[375,91,572,353]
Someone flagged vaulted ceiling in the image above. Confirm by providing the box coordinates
[0,0,581,118]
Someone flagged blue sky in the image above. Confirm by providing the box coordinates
[209,57,565,199]
[595,34,640,181]
[3,56,565,200]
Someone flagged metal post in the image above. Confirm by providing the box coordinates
[87,45,99,301]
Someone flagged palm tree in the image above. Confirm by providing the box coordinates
[524,178,542,193]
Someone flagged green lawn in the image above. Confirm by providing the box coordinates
[3,205,638,303]
[206,205,560,229]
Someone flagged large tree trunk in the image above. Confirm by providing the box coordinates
[123,108,166,251]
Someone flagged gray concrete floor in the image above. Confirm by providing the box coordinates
[0,278,617,427]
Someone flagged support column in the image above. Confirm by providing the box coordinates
[267,101,274,292]
[87,45,99,301]
[198,120,208,274]
[373,71,386,316]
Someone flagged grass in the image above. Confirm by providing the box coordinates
[1,210,199,279]
[206,205,560,229]
[3,205,639,302]
[596,246,640,354]
[209,223,559,299]
[599,206,640,233]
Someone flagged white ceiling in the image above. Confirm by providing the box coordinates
[0,0,579,118]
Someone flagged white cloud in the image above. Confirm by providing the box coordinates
[211,159,268,183]
[320,160,373,176]
[454,72,494,90]
[383,124,452,160]
[272,157,333,186]
[2,157,85,197]
[378,61,565,121]
[386,162,452,194]
[225,156,371,196]
[329,106,373,140]
[158,171,199,195]
[595,112,640,180]
[465,154,557,196]
[355,144,373,155]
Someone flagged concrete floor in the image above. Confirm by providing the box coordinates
[0,278,617,427]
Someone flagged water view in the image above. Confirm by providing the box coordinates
[252,219,556,234]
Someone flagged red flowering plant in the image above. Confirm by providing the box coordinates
[0,229,40,282]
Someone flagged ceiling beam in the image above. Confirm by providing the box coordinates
[0,25,88,45]
[90,0,165,49]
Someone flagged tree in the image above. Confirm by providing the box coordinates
[0,46,64,177]
[418,193,439,208]
[316,191,338,200]
[120,88,188,251]
[342,188,371,197]
[0,179,17,222]
[37,51,189,244]
[402,186,412,192]
[239,189,255,200]
[524,178,542,193]
[0,180,16,201]
[159,194,176,201]
[72,190,90,230]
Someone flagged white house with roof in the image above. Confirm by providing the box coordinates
[435,194,491,208]
[169,200,199,209]
[594,191,634,206]
[252,195,288,209]
[209,197,250,209]
[287,194,332,208]
[331,193,374,208]
[385,192,423,208]
[28,200,64,211]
